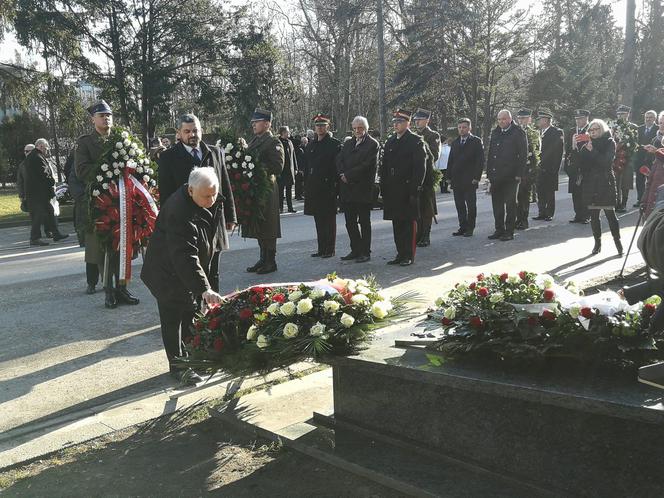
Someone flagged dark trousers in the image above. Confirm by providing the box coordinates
[537,184,556,217]
[590,209,620,240]
[278,182,293,211]
[571,184,588,220]
[157,300,196,366]
[294,173,304,199]
[344,203,371,256]
[491,180,518,235]
[29,200,58,241]
[86,263,99,286]
[453,186,477,231]
[392,219,417,260]
[516,180,531,225]
[636,170,646,203]
[314,214,336,255]
[258,238,276,251]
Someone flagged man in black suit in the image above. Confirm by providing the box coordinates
[157,114,237,291]
[635,110,659,207]
[447,118,484,237]
[533,110,564,222]
[565,109,591,223]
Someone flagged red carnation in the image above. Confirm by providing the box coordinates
[250,286,265,294]
[499,273,508,282]
[519,271,527,280]
[527,316,539,327]
[213,337,224,352]
[644,303,657,314]
[208,317,222,329]
[477,287,489,297]
[272,293,286,303]
[639,165,651,176]
[234,173,241,180]
[469,282,477,290]
[580,307,594,319]
[543,289,555,302]
[540,309,556,321]
[442,317,453,326]
[194,320,205,331]
[192,334,202,347]
[469,316,483,328]
[241,183,250,191]
[477,273,485,281]
[239,308,253,320]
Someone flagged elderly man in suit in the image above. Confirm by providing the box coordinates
[634,110,659,207]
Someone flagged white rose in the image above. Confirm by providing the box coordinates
[267,303,280,315]
[150,180,156,186]
[225,143,233,152]
[96,175,103,182]
[288,290,303,301]
[309,322,326,336]
[232,163,238,169]
[102,183,109,190]
[128,148,136,156]
[101,164,109,171]
[235,152,242,158]
[247,172,253,178]
[256,335,269,349]
[112,152,119,159]
[115,142,123,149]
[296,298,314,314]
[371,302,389,319]
[143,158,150,165]
[130,142,137,149]
[92,189,100,197]
[569,305,581,319]
[443,307,456,319]
[105,171,113,178]
[241,162,247,168]
[123,138,131,147]
[508,275,519,284]
[356,279,369,286]
[121,131,129,139]
[280,301,296,316]
[146,168,153,175]
[137,166,144,173]
[119,149,126,156]
[356,285,370,295]
[283,322,299,339]
[351,294,369,305]
[489,292,504,304]
[248,163,255,170]
[246,325,258,340]
[225,155,233,162]
[332,278,347,287]
[113,169,120,176]
[340,313,355,328]
[324,300,340,313]
[244,155,252,162]
[143,175,150,183]
[310,288,325,300]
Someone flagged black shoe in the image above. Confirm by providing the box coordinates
[517,223,528,229]
[30,239,49,246]
[387,257,401,265]
[340,252,358,261]
[532,215,546,220]
[257,261,277,274]
[499,233,514,241]
[416,238,430,247]
[116,286,140,305]
[320,253,334,258]
[581,218,590,224]
[463,230,474,237]
[170,368,203,386]
[514,222,523,230]
[247,249,265,272]
[488,232,503,240]
[287,209,297,213]
[399,258,413,266]
[591,241,601,255]
[53,233,70,242]
[356,255,370,263]
[452,230,465,236]
[104,288,118,309]
[86,284,96,295]
[310,252,321,257]
[544,216,553,221]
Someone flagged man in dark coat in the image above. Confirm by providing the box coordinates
[486,110,528,241]
[24,139,68,246]
[413,108,440,247]
[16,143,34,212]
[614,105,638,212]
[243,108,284,274]
[447,118,484,237]
[141,168,227,385]
[304,113,342,258]
[277,126,298,213]
[635,110,659,207]
[336,115,378,262]
[380,109,427,266]
[533,110,564,221]
[515,108,540,229]
[157,114,236,291]
[294,136,307,200]
[565,109,591,224]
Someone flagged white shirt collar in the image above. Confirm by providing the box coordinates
[183,143,201,155]
[541,126,551,135]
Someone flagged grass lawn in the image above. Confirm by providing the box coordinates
[0,188,73,224]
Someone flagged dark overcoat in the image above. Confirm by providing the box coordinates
[446,134,485,190]
[486,123,528,185]
[580,132,617,209]
[157,141,236,250]
[564,124,589,193]
[538,126,564,192]
[242,131,284,239]
[278,137,297,186]
[24,149,55,204]
[636,123,659,171]
[417,127,440,219]
[141,185,220,306]
[379,129,427,221]
[304,133,342,216]
[336,134,379,205]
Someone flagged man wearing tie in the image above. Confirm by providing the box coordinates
[157,114,237,291]
[532,110,564,222]
[635,110,659,207]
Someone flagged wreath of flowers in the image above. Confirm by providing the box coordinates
[608,119,639,175]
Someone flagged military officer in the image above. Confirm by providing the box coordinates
[514,108,540,229]
[304,114,342,258]
[565,109,591,223]
[380,109,426,266]
[532,110,564,222]
[75,100,140,309]
[614,104,638,212]
[243,108,284,274]
[412,108,440,247]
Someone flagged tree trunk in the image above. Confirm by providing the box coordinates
[376,0,387,136]
[109,4,130,125]
[43,53,62,182]
[621,0,637,107]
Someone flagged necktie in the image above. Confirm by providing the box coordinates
[461,138,466,146]
[192,148,201,165]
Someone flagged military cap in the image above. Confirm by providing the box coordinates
[574,109,590,118]
[392,109,412,122]
[616,104,631,114]
[250,108,272,122]
[537,109,553,120]
[313,113,332,125]
[413,108,432,120]
[87,99,112,116]
[516,108,532,117]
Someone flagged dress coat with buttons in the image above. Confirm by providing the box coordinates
[336,134,379,205]
[379,129,427,221]
[538,126,564,192]
[278,137,298,186]
[417,127,441,219]
[304,133,342,216]
[24,149,55,205]
[486,122,528,185]
[564,124,589,194]
[579,132,617,209]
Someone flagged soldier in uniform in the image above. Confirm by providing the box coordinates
[380,109,426,266]
[75,100,140,309]
[243,108,284,274]
[532,110,564,222]
[565,109,591,223]
[304,114,342,258]
[634,110,659,207]
[614,104,638,212]
[412,108,440,247]
[515,108,540,229]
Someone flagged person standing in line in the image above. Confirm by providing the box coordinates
[412,108,440,247]
[277,126,298,213]
[634,110,659,207]
[294,136,307,200]
[532,110,564,222]
[565,109,591,224]
[514,108,540,229]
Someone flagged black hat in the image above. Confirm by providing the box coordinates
[516,108,532,118]
[250,108,272,122]
[87,99,112,116]
[392,109,412,122]
[537,109,553,120]
[574,109,590,118]
[413,108,431,120]
[313,113,332,125]
[616,104,631,114]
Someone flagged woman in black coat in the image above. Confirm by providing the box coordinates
[579,119,622,255]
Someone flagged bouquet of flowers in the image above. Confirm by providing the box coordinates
[175,274,420,375]
[221,140,271,234]
[424,271,663,370]
[608,119,638,175]
[88,127,159,283]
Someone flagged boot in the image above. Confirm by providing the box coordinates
[257,249,277,274]
[246,248,265,272]
[591,239,601,255]
[116,284,140,305]
[105,286,118,309]
[614,237,623,256]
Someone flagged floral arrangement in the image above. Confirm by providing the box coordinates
[221,140,272,234]
[609,119,639,175]
[175,274,419,375]
[88,126,159,283]
[424,271,663,370]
